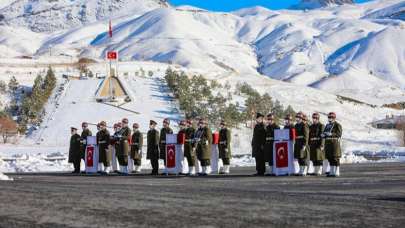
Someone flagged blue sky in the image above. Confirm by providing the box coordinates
[169,0,372,11]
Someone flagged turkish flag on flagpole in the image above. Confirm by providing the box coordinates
[109,20,113,38]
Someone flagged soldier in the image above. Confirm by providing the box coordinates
[309,113,325,176]
[80,122,92,165]
[159,118,173,168]
[252,113,266,176]
[117,118,131,175]
[195,119,212,176]
[283,114,295,130]
[97,121,111,174]
[177,120,187,175]
[112,122,122,173]
[184,119,197,175]
[147,120,160,175]
[68,127,82,173]
[295,112,310,176]
[110,123,121,173]
[131,123,143,174]
[322,112,343,177]
[264,113,280,176]
[218,120,231,174]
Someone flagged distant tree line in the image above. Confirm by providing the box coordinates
[164,68,295,128]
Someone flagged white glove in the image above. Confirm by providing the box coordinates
[326,132,332,137]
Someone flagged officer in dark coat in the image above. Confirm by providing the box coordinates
[147,120,160,175]
[264,113,280,176]
[131,123,143,173]
[294,112,310,176]
[80,122,92,161]
[252,113,266,176]
[322,112,343,177]
[195,119,212,176]
[96,121,110,173]
[117,118,131,174]
[184,119,196,175]
[159,118,173,167]
[218,120,231,174]
[69,127,82,173]
[309,113,325,176]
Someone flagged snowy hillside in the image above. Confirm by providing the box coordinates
[0,0,169,32]
[0,0,405,172]
[293,0,354,9]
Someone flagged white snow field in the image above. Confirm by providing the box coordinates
[0,0,404,172]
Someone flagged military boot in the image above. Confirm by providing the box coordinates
[265,166,274,176]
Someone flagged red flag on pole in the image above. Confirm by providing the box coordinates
[109,20,113,38]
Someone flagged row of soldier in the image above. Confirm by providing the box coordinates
[69,111,342,177]
[69,118,231,176]
[252,111,342,177]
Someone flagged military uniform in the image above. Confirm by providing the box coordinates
[264,123,280,167]
[131,129,143,167]
[97,128,111,168]
[323,120,342,176]
[147,127,160,175]
[219,127,231,165]
[195,125,212,169]
[184,124,196,174]
[117,126,131,167]
[309,122,325,171]
[69,132,82,173]
[80,128,92,160]
[294,122,309,166]
[252,121,266,176]
[159,127,173,165]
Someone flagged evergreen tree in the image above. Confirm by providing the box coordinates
[8,76,19,93]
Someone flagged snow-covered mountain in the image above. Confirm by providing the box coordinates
[0,0,403,101]
[0,0,405,171]
[294,0,354,9]
[0,0,169,32]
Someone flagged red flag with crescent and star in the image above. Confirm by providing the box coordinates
[275,142,288,168]
[86,145,95,167]
[166,144,176,168]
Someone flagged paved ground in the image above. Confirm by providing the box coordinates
[1,163,405,228]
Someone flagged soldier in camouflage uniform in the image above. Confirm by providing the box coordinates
[184,119,197,175]
[294,112,310,176]
[309,113,325,176]
[159,118,173,169]
[131,123,143,173]
[252,113,266,176]
[218,120,231,174]
[147,120,160,175]
[195,119,212,176]
[80,122,92,165]
[264,113,280,176]
[97,121,111,174]
[116,118,131,175]
[322,112,343,177]
[68,127,82,173]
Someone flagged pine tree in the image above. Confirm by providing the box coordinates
[8,76,19,93]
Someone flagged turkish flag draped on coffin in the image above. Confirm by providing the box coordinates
[166,144,176,168]
[86,145,95,167]
[275,142,289,168]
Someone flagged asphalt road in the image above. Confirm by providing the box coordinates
[1,163,405,228]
